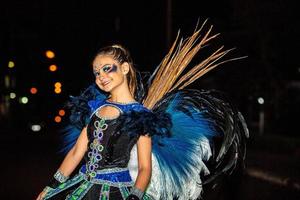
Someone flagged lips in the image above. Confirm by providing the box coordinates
[101,80,110,87]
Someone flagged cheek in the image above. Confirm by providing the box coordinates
[112,72,125,83]
[95,78,102,87]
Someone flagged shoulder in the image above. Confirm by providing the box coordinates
[87,99,106,113]
[128,103,151,113]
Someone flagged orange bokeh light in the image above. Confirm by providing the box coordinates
[46,50,55,59]
[54,82,62,88]
[30,87,38,94]
[54,116,62,123]
[49,64,57,72]
[54,87,62,94]
[58,109,65,116]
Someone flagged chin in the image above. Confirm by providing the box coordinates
[100,85,113,93]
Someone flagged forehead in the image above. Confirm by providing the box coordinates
[93,55,116,68]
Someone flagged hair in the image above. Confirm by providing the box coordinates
[94,44,137,96]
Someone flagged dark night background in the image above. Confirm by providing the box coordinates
[1,0,300,199]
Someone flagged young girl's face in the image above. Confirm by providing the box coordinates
[92,55,128,93]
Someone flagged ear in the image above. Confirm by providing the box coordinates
[121,62,130,75]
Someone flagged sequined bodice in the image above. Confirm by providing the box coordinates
[84,100,146,179]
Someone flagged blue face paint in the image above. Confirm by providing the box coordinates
[93,64,118,77]
[105,64,118,73]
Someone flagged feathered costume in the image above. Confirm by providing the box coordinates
[44,20,249,200]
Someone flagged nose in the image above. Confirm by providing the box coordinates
[96,72,107,80]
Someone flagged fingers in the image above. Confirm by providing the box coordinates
[36,191,46,200]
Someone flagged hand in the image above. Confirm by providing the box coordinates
[36,190,47,200]
[36,186,52,200]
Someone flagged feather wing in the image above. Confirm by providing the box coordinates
[144,89,248,200]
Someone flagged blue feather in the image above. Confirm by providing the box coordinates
[59,125,82,154]
[150,94,220,198]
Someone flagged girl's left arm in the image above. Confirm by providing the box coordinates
[134,135,152,191]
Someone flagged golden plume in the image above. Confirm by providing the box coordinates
[142,19,246,109]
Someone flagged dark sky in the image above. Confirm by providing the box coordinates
[1,0,299,134]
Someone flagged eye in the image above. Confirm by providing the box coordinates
[102,64,112,73]
[93,71,100,76]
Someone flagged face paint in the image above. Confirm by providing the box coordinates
[93,64,118,77]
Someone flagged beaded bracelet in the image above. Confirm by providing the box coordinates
[54,170,69,183]
[130,186,144,199]
[48,170,69,188]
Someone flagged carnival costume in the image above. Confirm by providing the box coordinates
[43,20,249,200]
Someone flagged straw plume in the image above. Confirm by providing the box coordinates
[143,19,246,109]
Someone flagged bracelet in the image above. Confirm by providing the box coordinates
[130,186,144,199]
[54,170,69,183]
[48,170,69,188]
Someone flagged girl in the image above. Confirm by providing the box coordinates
[37,20,249,200]
[37,45,152,200]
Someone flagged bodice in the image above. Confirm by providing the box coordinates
[83,99,148,179]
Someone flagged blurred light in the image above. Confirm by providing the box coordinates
[8,61,15,68]
[257,97,264,105]
[10,92,16,99]
[4,75,10,88]
[30,87,38,94]
[31,124,41,132]
[58,109,65,116]
[54,116,62,123]
[46,50,55,59]
[54,81,62,94]
[54,87,62,94]
[49,64,57,72]
[20,96,29,104]
[54,82,62,88]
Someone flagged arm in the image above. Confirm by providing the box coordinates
[127,135,152,200]
[36,127,88,200]
[57,126,88,177]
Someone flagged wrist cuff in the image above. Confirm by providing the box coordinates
[54,170,69,183]
[48,170,69,188]
[130,186,144,199]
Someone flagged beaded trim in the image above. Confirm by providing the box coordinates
[86,117,107,178]
[120,186,131,199]
[106,99,138,105]
[65,181,93,200]
[100,183,110,200]
[80,166,134,187]
[95,104,123,120]
[44,174,84,199]
[90,104,123,120]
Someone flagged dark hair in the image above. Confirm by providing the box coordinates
[94,44,137,96]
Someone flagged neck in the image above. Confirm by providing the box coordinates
[109,84,135,103]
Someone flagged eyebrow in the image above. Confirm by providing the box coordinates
[93,63,112,70]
